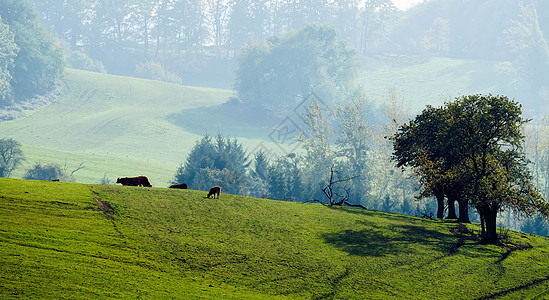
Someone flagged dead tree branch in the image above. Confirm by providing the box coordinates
[314,165,367,209]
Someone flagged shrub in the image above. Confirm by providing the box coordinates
[135,61,182,84]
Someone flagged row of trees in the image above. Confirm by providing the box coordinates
[28,0,549,76]
[172,93,549,242]
[30,0,399,73]
[0,0,65,106]
[391,94,548,242]
[173,91,418,215]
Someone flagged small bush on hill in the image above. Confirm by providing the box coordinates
[23,161,84,182]
[135,61,182,84]
[67,50,107,73]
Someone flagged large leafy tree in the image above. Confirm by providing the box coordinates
[392,94,548,242]
[0,16,17,106]
[391,105,460,220]
[447,95,546,242]
[235,23,358,108]
[298,99,335,201]
[0,0,65,101]
[333,93,373,207]
[0,138,24,177]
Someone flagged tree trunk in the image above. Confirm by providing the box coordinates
[457,198,471,223]
[483,209,498,243]
[435,189,445,219]
[446,191,458,219]
[480,212,485,237]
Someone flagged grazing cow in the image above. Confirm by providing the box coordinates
[116,175,152,187]
[169,183,188,189]
[207,186,221,199]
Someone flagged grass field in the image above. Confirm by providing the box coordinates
[0,69,288,184]
[0,68,232,163]
[0,69,235,184]
[10,145,176,186]
[359,56,526,114]
[2,178,549,299]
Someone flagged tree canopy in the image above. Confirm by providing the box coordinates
[0,0,65,105]
[173,134,249,195]
[235,23,358,108]
[0,16,17,105]
[0,137,24,177]
[392,94,548,242]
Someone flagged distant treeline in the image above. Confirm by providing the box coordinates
[28,0,549,77]
[2,0,547,105]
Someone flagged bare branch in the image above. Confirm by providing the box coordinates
[70,162,86,176]
[319,165,365,209]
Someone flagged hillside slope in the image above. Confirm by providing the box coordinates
[359,56,532,114]
[1,178,549,299]
[0,69,233,185]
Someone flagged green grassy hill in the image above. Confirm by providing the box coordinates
[359,56,526,113]
[0,69,235,185]
[2,178,549,299]
[0,69,284,185]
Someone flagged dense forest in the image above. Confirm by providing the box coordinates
[0,0,547,106]
[29,0,549,61]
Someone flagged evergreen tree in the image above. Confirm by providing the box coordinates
[173,134,249,195]
[521,214,549,236]
[266,153,305,202]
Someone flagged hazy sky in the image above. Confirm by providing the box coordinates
[392,0,425,10]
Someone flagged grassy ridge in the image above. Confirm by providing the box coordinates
[2,178,549,299]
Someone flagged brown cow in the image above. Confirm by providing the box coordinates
[206,186,221,199]
[116,175,152,187]
[169,183,188,189]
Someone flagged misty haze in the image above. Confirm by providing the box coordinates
[1,0,549,298]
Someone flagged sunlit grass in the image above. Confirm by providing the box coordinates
[2,178,549,298]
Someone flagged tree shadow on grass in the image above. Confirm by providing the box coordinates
[322,220,454,257]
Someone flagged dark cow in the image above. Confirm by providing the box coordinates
[207,186,221,199]
[116,175,152,187]
[169,183,188,189]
